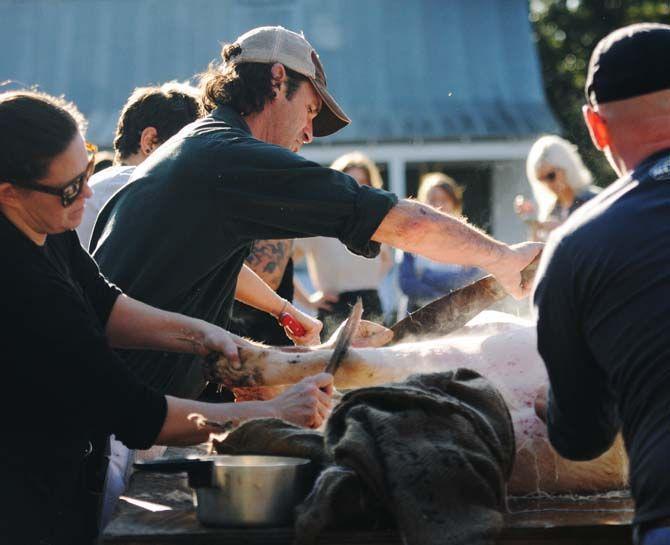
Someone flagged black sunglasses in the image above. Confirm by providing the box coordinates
[10,142,97,207]
[539,170,557,183]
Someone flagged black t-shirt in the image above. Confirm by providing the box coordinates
[0,214,166,543]
[92,106,398,399]
[533,150,670,525]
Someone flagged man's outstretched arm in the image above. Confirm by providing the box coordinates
[372,200,542,298]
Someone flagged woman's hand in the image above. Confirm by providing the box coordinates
[282,303,322,346]
[200,323,252,366]
[514,195,536,218]
[267,373,334,428]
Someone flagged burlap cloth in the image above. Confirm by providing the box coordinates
[214,369,515,545]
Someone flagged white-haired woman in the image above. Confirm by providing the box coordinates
[515,135,601,241]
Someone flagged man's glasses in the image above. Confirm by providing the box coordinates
[9,142,97,207]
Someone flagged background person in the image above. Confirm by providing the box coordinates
[515,135,601,241]
[532,23,670,545]
[92,150,114,174]
[0,89,333,545]
[399,172,484,313]
[76,81,204,247]
[293,151,393,337]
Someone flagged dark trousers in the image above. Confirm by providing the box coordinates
[635,525,670,544]
[317,289,383,340]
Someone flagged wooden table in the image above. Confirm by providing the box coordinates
[103,448,634,545]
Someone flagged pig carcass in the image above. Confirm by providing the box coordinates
[206,311,628,496]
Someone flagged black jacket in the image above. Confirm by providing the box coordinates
[0,214,166,544]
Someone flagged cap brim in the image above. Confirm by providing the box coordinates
[311,78,350,137]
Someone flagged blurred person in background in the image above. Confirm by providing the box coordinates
[399,172,484,313]
[77,81,204,247]
[514,135,600,241]
[92,150,114,174]
[293,151,393,337]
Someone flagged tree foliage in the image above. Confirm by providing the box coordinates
[530,0,670,186]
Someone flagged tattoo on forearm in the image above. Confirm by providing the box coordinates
[245,239,294,289]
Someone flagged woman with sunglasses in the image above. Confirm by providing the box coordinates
[0,90,333,545]
[514,135,601,241]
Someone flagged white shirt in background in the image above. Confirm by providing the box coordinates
[295,237,389,294]
[76,165,136,250]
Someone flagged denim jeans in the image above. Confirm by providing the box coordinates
[636,526,670,545]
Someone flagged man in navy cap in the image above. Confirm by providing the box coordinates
[533,23,670,544]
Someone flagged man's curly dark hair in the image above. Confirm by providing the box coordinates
[113,82,203,161]
[199,43,308,115]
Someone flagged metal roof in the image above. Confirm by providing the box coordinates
[0,0,559,146]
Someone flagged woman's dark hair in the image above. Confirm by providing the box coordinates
[0,90,86,184]
[114,81,204,160]
[199,43,308,115]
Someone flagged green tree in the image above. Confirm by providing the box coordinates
[530,0,670,186]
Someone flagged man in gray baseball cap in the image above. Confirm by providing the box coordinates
[92,25,540,404]
[533,23,670,545]
[227,26,350,137]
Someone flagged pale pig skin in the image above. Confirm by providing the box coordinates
[208,311,628,495]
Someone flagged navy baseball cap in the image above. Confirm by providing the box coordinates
[585,23,670,106]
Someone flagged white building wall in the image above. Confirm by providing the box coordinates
[302,139,536,239]
[490,160,532,244]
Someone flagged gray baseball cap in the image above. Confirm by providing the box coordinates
[229,26,350,137]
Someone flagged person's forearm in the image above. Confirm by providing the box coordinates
[244,239,293,290]
[106,295,218,356]
[372,200,506,269]
[235,264,285,316]
[546,388,619,461]
[155,395,277,446]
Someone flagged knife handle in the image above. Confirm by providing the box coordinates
[279,312,307,337]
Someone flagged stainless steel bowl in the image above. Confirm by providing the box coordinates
[135,454,316,527]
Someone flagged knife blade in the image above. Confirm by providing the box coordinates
[325,298,363,375]
[390,253,541,344]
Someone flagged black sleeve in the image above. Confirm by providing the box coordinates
[214,140,398,258]
[4,273,166,449]
[533,236,619,460]
[69,231,122,326]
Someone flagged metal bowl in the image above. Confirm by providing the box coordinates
[136,455,316,527]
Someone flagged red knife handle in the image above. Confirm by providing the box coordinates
[279,312,307,337]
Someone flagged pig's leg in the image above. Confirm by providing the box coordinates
[206,340,461,391]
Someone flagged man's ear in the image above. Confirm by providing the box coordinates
[582,105,610,150]
[270,63,286,97]
[0,182,20,207]
[139,126,159,157]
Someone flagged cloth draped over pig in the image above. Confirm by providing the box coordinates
[214,369,515,545]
